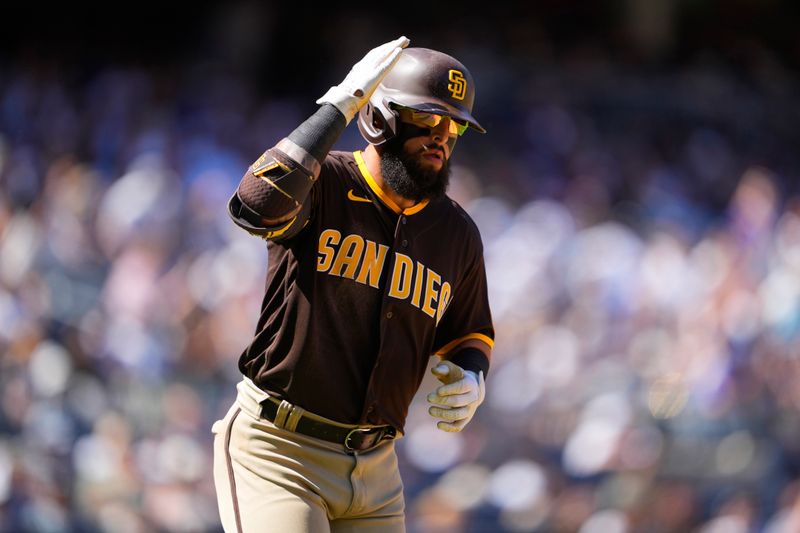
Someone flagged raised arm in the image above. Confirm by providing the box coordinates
[228,36,410,240]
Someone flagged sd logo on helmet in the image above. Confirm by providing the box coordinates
[357,48,487,146]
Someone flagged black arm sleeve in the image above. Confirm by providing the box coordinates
[288,103,346,163]
[448,347,490,378]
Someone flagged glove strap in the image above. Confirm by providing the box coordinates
[317,86,361,124]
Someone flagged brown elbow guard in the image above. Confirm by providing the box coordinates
[237,148,315,223]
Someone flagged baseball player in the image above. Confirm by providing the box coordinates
[212,36,494,532]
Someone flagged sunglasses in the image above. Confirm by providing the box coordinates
[395,107,470,137]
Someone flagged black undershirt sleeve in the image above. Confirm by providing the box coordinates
[289,103,346,163]
[448,347,490,378]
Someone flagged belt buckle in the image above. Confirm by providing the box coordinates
[344,427,378,452]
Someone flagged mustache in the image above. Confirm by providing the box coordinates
[420,144,445,158]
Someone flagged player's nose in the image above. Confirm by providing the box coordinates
[430,119,455,143]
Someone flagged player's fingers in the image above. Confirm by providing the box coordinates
[428,405,470,422]
[379,36,410,53]
[437,419,468,433]
[427,391,476,408]
[386,36,410,54]
[432,380,472,398]
[376,47,405,74]
[431,361,465,383]
[368,36,410,63]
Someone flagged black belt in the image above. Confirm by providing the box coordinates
[260,398,397,453]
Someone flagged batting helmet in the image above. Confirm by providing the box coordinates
[358,47,486,145]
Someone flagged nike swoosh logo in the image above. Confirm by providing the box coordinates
[348,189,372,203]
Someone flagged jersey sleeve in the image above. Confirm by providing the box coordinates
[432,243,494,376]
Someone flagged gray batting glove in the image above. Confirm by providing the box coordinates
[316,36,410,124]
[427,360,486,432]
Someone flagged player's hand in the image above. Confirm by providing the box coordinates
[316,36,410,124]
[427,360,485,432]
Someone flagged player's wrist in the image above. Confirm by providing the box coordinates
[447,347,489,378]
[316,87,361,124]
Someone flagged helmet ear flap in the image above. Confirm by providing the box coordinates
[371,107,384,130]
[357,101,397,145]
[376,107,397,143]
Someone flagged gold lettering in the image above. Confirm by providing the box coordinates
[356,240,389,288]
[330,235,364,279]
[317,229,341,272]
[436,282,452,324]
[411,261,425,308]
[388,253,413,300]
[422,269,441,318]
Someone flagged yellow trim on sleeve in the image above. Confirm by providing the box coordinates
[262,215,297,239]
[433,333,494,356]
[353,151,428,216]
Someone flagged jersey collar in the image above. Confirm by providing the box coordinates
[354,151,429,216]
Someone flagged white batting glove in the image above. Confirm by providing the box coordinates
[316,36,410,124]
[427,360,486,432]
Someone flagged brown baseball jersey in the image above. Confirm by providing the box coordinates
[228,150,494,432]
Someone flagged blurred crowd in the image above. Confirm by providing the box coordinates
[2,17,800,533]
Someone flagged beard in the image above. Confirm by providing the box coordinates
[379,136,451,203]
